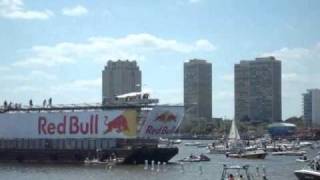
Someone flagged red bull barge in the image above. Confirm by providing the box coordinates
[0,96,183,164]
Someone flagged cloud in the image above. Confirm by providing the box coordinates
[221,73,234,82]
[14,33,216,67]
[47,78,102,103]
[0,0,53,20]
[1,77,101,104]
[1,70,56,81]
[70,78,101,89]
[213,91,233,101]
[13,45,76,67]
[188,0,202,3]
[44,78,101,96]
[281,73,305,83]
[261,47,311,61]
[195,39,216,51]
[151,88,183,104]
[0,66,10,71]
[62,5,88,17]
[262,42,320,118]
[261,43,320,76]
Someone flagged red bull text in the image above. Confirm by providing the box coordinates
[38,114,99,135]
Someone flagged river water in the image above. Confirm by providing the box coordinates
[0,140,315,180]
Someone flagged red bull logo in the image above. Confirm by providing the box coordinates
[104,115,129,133]
[155,111,176,122]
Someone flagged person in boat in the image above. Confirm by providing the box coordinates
[199,153,209,161]
[111,152,117,161]
[316,161,320,171]
[3,100,7,109]
[228,174,234,180]
[239,175,244,180]
[8,102,12,110]
[189,153,195,159]
[315,152,320,160]
[48,97,52,107]
[303,155,307,160]
[43,99,47,107]
[29,99,33,108]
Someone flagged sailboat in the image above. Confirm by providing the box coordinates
[208,119,240,154]
[225,119,267,159]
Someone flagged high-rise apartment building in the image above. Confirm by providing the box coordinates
[183,59,212,131]
[102,60,141,102]
[303,89,320,127]
[235,56,281,123]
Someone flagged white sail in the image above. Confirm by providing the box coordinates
[228,119,241,142]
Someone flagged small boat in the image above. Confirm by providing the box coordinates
[199,154,210,161]
[296,156,310,163]
[84,158,111,165]
[208,145,229,154]
[294,169,320,180]
[179,154,210,162]
[226,149,267,159]
[184,142,201,146]
[84,156,123,165]
[272,150,306,156]
[295,153,320,180]
[299,141,313,148]
[171,139,182,144]
[196,143,208,148]
[179,156,201,162]
[296,159,310,163]
[221,164,268,180]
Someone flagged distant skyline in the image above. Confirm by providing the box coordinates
[1,0,320,119]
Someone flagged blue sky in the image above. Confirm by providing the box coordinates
[1,0,320,120]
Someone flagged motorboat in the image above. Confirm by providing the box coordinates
[184,142,201,146]
[179,154,210,162]
[221,164,268,180]
[208,144,229,154]
[199,154,210,161]
[294,169,320,180]
[179,157,201,162]
[171,139,182,144]
[296,156,310,163]
[299,141,313,148]
[296,159,310,163]
[84,158,111,165]
[294,154,320,180]
[272,150,306,156]
[294,153,320,180]
[84,156,124,165]
[196,143,209,148]
[226,149,267,159]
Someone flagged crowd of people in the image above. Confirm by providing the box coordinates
[1,98,53,111]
